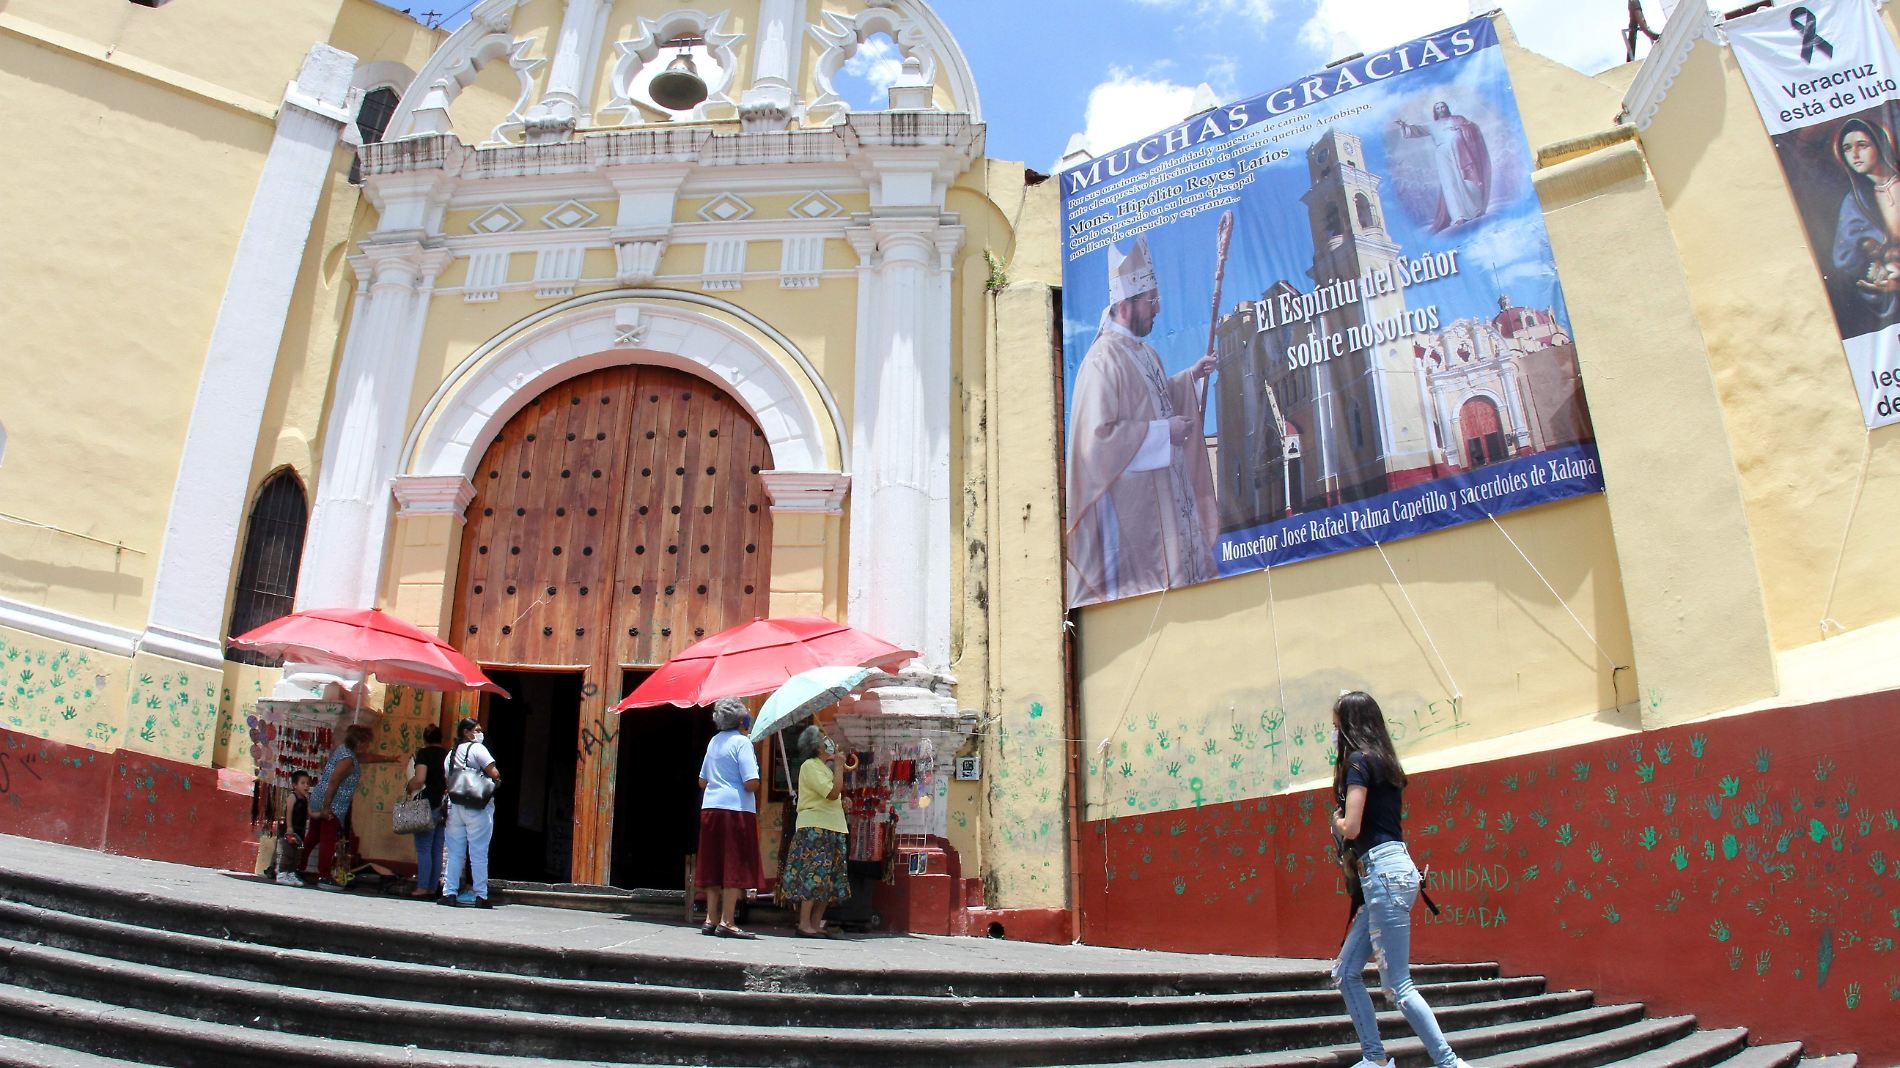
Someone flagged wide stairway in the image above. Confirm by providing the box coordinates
[0,850,1859,1068]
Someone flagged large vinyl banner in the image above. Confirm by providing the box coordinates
[1729,0,1900,429]
[1058,17,1602,609]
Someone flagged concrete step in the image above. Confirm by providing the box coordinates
[0,934,1607,1067]
[1472,1015,1705,1067]
[0,867,1496,999]
[0,897,1544,1030]
[1797,1058,1859,1067]
[0,982,647,1068]
[1658,1040,1807,1068]
[0,1035,153,1068]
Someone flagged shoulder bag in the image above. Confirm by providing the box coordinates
[446,742,496,808]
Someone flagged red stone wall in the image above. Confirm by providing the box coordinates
[0,727,255,871]
[1080,692,1900,1062]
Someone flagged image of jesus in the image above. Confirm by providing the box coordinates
[1397,101,1492,230]
[1064,236,1220,607]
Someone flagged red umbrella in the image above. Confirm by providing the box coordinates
[229,607,510,697]
[613,616,914,710]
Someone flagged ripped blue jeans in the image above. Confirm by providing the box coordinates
[1331,841,1460,1067]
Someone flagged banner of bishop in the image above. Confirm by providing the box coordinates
[1057,15,1604,609]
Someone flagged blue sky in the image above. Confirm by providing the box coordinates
[370,0,1654,169]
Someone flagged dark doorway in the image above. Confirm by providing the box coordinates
[482,670,582,884]
[610,669,716,891]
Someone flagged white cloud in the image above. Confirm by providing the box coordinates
[1078,67,1211,156]
[841,35,905,102]
[1131,0,1276,23]
[1297,0,1635,77]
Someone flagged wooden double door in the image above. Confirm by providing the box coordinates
[450,364,773,884]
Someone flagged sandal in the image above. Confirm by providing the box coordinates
[700,923,717,936]
[715,925,758,940]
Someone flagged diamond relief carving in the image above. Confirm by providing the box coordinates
[541,200,600,229]
[697,193,755,223]
[470,205,525,235]
[789,192,843,220]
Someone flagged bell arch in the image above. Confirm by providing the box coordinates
[405,292,845,488]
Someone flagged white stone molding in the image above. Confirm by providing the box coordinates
[140,43,358,671]
[600,10,743,126]
[840,112,985,209]
[808,5,934,127]
[739,0,803,132]
[541,199,599,228]
[614,237,666,285]
[612,305,647,347]
[464,248,509,302]
[533,245,585,297]
[383,0,531,141]
[780,234,824,289]
[761,470,850,514]
[0,596,142,660]
[297,239,452,614]
[702,238,746,290]
[521,0,608,144]
[808,1,982,126]
[405,291,844,482]
[885,56,934,111]
[392,474,478,520]
[1620,3,1718,130]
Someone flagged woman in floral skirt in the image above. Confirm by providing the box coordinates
[780,723,849,938]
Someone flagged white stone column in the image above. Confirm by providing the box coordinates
[739,0,801,131]
[524,0,607,142]
[847,218,955,671]
[139,43,357,669]
[296,239,450,616]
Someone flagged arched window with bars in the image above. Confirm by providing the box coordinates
[226,470,308,665]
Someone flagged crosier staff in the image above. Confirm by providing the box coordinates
[1194,210,1237,416]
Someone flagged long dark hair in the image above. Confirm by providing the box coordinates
[1331,691,1408,799]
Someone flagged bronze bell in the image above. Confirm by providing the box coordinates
[649,50,709,112]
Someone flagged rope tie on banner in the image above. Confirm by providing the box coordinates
[1819,433,1876,639]
[1372,540,1463,702]
[1264,564,1289,718]
[1485,512,1624,677]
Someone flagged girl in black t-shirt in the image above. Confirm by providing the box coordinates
[1328,691,1471,1068]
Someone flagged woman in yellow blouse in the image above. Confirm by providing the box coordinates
[781,723,849,938]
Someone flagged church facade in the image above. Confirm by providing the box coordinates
[3,0,1900,1059]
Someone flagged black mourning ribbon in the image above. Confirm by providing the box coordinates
[1791,7,1836,63]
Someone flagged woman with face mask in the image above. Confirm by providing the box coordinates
[779,723,849,937]
[1329,691,1471,1068]
[440,716,501,908]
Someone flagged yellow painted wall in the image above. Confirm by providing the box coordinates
[1640,13,1900,653]
[0,25,277,631]
[2,0,342,114]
